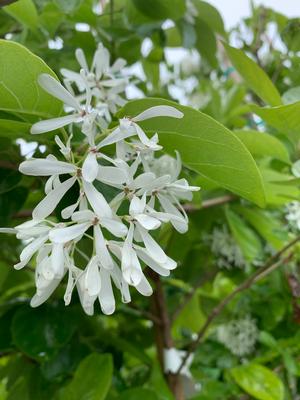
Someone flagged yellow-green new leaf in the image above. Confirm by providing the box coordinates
[119,98,265,207]
[251,102,300,141]
[231,363,284,400]
[223,43,282,107]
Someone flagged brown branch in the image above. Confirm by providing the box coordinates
[13,209,33,219]
[0,160,19,170]
[126,302,162,325]
[183,195,235,213]
[148,270,185,400]
[175,235,300,375]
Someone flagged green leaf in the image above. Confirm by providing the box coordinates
[132,0,186,21]
[119,388,159,400]
[194,18,217,68]
[192,0,226,36]
[251,102,300,141]
[226,208,263,261]
[230,363,284,400]
[118,98,265,207]
[61,353,113,400]
[223,43,282,107]
[260,168,300,205]
[233,206,287,250]
[12,305,78,361]
[0,40,62,118]
[0,119,31,140]
[234,130,290,163]
[4,0,38,30]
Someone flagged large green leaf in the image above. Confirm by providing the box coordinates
[223,43,282,107]
[12,305,78,361]
[234,129,290,163]
[4,0,38,30]
[230,363,284,400]
[251,102,300,141]
[0,40,62,119]
[61,353,113,400]
[118,98,265,206]
[132,0,186,21]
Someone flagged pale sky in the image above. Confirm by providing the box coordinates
[206,0,298,28]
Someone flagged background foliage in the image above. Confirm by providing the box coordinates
[1,0,300,399]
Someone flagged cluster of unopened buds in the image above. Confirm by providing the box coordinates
[1,44,199,315]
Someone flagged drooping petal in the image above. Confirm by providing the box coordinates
[30,278,61,308]
[51,242,65,279]
[31,115,79,134]
[85,256,101,296]
[49,222,90,243]
[61,198,80,219]
[97,127,134,149]
[76,271,97,316]
[19,158,76,176]
[38,74,81,110]
[0,228,16,234]
[137,225,167,264]
[94,225,114,270]
[121,224,142,286]
[135,275,153,296]
[82,180,112,218]
[15,234,48,270]
[82,152,99,183]
[157,193,188,233]
[99,268,115,315]
[133,105,183,122]
[132,172,156,190]
[32,176,77,220]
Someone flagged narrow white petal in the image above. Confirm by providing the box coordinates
[97,166,127,185]
[30,278,61,307]
[129,195,145,217]
[94,225,114,270]
[33,176,76,220]
[72,209,94,222]
[132,172,156,190]
[75,48,89,71]
[99,268,115,315]
[61,199,80,219]
[97,127,134,149]
[157,193,188,233]
[121,224,142,286]
[82,152,99,183]
[135,275,153,296]
[100,217,128,238]
[38,74,81,110]
[85,256,101,296]
[19,159,76,176]
[135,214,161,230]
[76,272,97,315]
[82,181,112,218]
[49,222,90,243]
[51,243,65,278]
[0,228,16,234]
[64,268,75,306]
[30,115,78,134]
[133,105,183,122]
[137,225,167,263]
[16,234,48,269]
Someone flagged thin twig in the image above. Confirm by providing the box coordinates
[183,195,235,213]
[175,236,300,375]
[126,302,162,325]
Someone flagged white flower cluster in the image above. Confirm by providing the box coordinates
[285,201,300,231]
[216,315,258,357]
[2,46,199,316]
[210,226,245,269]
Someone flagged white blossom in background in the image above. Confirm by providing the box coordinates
[1,43,199,315]
[209,226,245,269]
[216,315,258,357]
[285,201,300,231]
[184,0,198,25]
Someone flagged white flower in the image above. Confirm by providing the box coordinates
[98,105,184,150]
[31,73,98,144]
